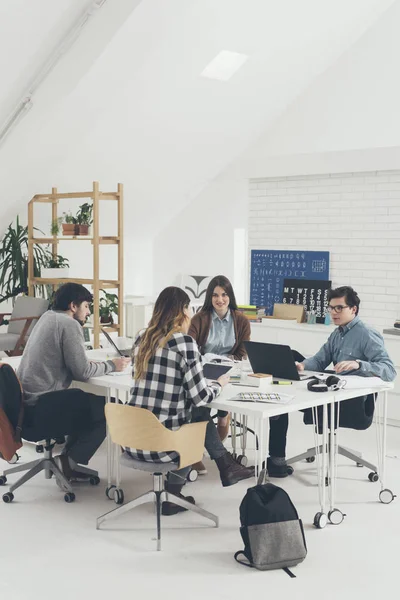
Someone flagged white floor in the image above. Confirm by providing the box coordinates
[0,411,399,600]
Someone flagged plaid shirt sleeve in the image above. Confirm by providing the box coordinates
[179,335,221,406]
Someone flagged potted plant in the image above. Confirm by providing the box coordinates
[62,212,77,236]
[41,254,70,279]
[0,217,52,303]
[99,289,119,324]
[76,202,93,236]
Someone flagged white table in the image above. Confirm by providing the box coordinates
[84,370,394,526]
[2,353,394,527]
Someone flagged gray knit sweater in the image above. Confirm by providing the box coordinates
[17,310,115,405]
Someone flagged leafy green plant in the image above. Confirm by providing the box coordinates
[50,217,63,236]
[99,289,119,323]
[0,217,52,302]
[76,203,93,226]
[62,211,77,225]
[45,254,70,269]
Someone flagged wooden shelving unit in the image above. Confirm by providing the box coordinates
[27,181,124,348]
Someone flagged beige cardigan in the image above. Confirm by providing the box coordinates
[188,309,251,360]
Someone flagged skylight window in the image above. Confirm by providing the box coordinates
[200,51,248,81]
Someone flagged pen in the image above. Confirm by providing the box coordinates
[272,381,292,385]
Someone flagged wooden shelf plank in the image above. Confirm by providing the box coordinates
[33,192,93,200]
[32,277,95,284]
[29,236,94,243]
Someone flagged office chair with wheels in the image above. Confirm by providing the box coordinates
[96,404,219,550]
[0,365,99,503]
[288,349,378,479]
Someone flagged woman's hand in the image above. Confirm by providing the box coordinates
[217,373,230,388]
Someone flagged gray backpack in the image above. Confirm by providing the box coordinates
[234,483,307,577]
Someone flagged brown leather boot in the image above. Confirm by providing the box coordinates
[217,414,231,442]
[215,452,254,487]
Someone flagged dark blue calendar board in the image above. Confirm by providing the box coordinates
[250,250,330,314]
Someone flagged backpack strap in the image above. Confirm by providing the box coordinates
[283,567,296,578]
[234,551,253,568]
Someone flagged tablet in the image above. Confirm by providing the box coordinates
[203,363,232,380]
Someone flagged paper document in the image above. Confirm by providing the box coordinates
[338,375,386,389]
[203,353,234,365]
[230,392,293,404]
[109,367,132,377]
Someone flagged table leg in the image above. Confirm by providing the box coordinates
[378,391,396,504]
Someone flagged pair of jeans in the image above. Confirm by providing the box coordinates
[191,405,227,460]
[269,414,288,458]
[22,389,106,465]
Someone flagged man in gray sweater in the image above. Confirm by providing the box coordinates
[18,283,130,480]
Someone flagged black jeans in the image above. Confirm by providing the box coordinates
[269,414,288,458]
[22,389,106,465]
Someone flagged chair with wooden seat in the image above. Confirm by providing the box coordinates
[0,297,49,356]
[96,404,219,550]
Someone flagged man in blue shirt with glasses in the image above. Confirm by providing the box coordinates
[296,286,396,381]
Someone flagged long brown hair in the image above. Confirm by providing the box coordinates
[134,286,190,380]
[200,275,238,312]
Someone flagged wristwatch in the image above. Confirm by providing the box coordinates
[356,360,361,370]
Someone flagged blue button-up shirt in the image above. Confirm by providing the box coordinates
[303,316,396,382]
[203,309,236,357]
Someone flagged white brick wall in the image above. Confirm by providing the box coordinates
[249,171,400,331]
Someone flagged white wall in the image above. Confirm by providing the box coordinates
[249,171,400,331]
[153,177,248,297]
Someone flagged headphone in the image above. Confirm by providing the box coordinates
[307,375,346,393]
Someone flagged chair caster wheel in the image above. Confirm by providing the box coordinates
[313,512,328,529]
[114,488,124,505]
[0,476,7,485]
[306,456,315,463]
[106,485,116,499]
[187,469,198,482]
[236,454,248,467]
[368,472,379,483]
[64,492,75,503]
[3,492,14,503]
[8,453,19,464]
[287,465,294,475]
[328,509,346,525]
[36,445,44,453]
[379,489,396,504]
[89,476,100,485]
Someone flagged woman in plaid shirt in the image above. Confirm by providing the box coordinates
[127,287,254,516]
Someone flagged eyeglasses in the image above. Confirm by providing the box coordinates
[327,305,350,314]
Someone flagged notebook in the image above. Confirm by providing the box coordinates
[230,392,293,404]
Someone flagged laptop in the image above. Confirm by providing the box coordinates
[244,341,320,381]
[101,328,132,358]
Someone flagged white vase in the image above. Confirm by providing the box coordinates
[41,268,70,279]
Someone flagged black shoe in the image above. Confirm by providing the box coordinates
[266,457,294,478]
[215,452,255,487]
[162,493,195,516]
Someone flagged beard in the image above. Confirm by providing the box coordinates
[73,313,87,326]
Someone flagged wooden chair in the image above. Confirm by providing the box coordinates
[0,297,49,356]
[96,404,219,550]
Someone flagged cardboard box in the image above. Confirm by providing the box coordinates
[263,303,305,323]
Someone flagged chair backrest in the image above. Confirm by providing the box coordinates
[0,363,24,461]
[8,297,49,335]
[105,404,207,469]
